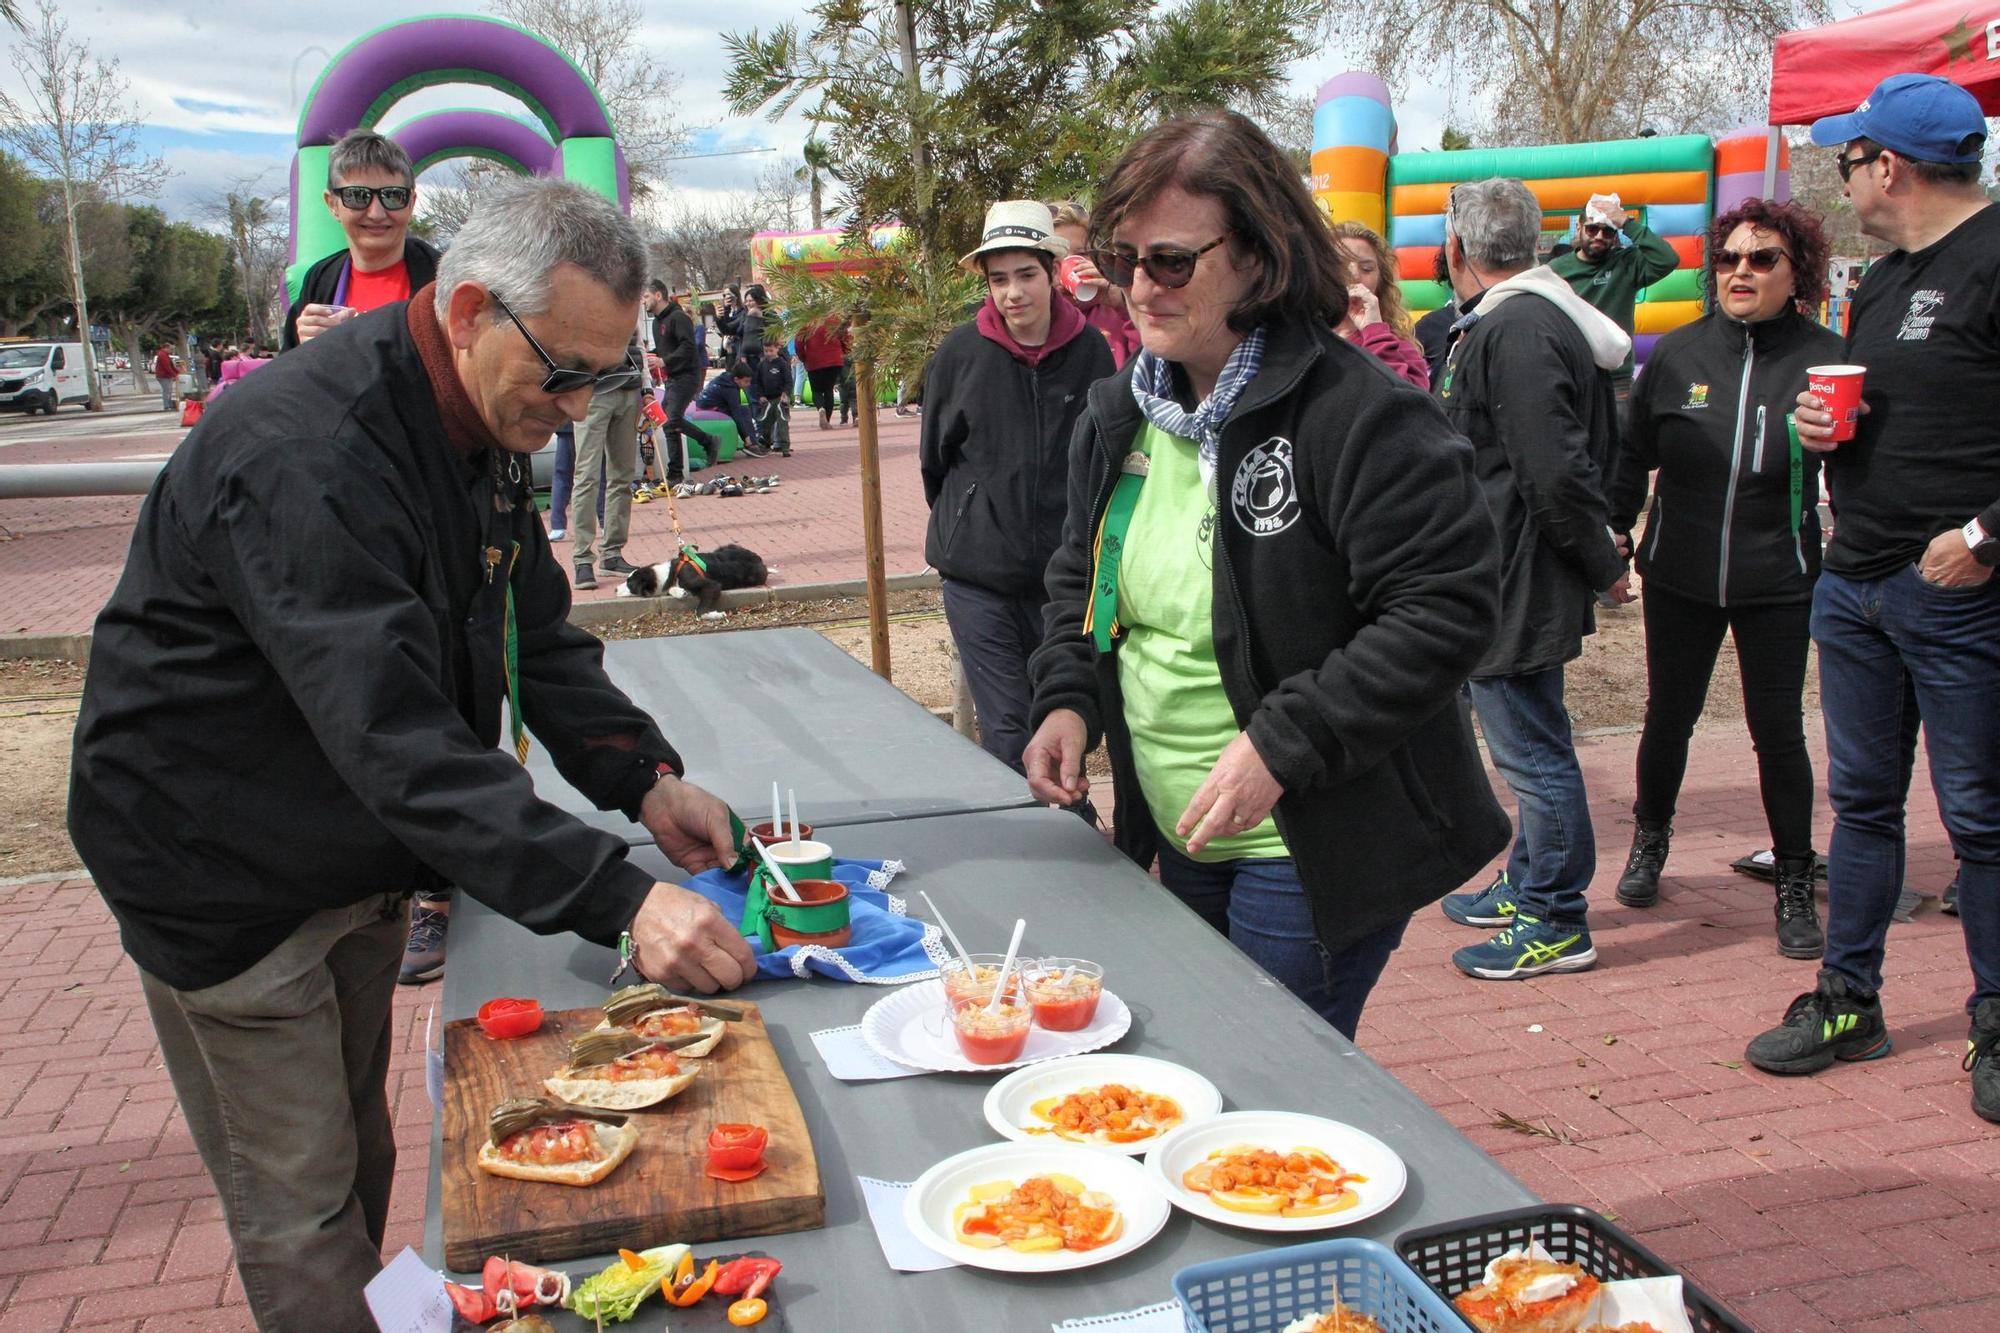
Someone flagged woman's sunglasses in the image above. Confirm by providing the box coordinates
[489,291,643,396]
[330,184,413,212]
[1088,235,1230,290]
[1711,247,1792,274]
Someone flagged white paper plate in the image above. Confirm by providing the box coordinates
[983,1054,1223,1154]
[860,979,1131,1074]
[903,1140,1171,1272]
[1144,1110,1407,1232]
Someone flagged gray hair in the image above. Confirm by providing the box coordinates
[328,130,415,188]
[433,176,647,319]
[1446,177,1541,271]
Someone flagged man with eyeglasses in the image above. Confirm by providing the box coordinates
[1547,191,1679,397]
[70,178,755,1328]
[1742,74,2000,1126]
[282,130,439,350]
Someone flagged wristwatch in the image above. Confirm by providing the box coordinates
[1963,518,2000,567]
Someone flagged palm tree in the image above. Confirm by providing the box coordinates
[796,138,833,230]
[1,1,21,31]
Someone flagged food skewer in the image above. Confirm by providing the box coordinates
[918,890,976,972]
[986,918,1027,1015]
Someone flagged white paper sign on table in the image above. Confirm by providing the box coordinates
[1052,1300,1185,1331]
[363,1247,453,1333]
[812,1024,926,1080]
[857,1176,958,1271]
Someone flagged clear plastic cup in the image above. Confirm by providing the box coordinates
[1024,958,1104,1031]
[952,999,1033,1064]
[940,953,1021,1011]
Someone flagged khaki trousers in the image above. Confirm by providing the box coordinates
[571,387,640,564]
[140,894,408,1332]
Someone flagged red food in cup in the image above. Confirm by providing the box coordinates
[1025,959,1103,1031]
[952,1001,1032,1064]
[1807,364,1866,442]
[475,997,543,1039]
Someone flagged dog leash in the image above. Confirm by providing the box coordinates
[658,479,708,576]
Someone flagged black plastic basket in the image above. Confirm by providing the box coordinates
[1395,1203,1749,1333]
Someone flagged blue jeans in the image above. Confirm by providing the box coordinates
[1814,565,2000,1011]
[1155,841,1408,1039]
[548,428,603,534]
[1467,667,1595,926]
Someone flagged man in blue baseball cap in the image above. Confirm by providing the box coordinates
[1743,73,2000,1125]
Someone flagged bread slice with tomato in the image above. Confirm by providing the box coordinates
[474,1098,639,1187]
[543,1029,699,1111]
[595,982,728,1058]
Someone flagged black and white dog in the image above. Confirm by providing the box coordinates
[622,544,771,619]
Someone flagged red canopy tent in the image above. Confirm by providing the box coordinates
[1768,0,2000,124]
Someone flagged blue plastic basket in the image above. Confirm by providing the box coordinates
[1173,1236,1466,1333]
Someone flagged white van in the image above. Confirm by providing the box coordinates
[0,341,93,415]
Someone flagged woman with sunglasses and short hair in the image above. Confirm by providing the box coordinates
[1023,111,1510,1040]
[283,130,439,350]
[1607,198,1839,956]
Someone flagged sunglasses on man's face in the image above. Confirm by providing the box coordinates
[1581,222,1617,238]
[488,291,643,397]
[330,184,413,212]
[1836,147,1884,182]
[1711,246,1792,274]
[1089,235,1231,291]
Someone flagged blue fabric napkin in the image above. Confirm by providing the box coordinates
[681,857,945,984]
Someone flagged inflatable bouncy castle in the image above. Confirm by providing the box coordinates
[1312,73,1792,370]
[749,226,909,284]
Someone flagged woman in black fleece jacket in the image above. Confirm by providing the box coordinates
[1609,199,1840,957]
[1022,113,1508,1039]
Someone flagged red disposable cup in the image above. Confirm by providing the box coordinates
[1057,254,1101,305]
[1807,364,1866,442]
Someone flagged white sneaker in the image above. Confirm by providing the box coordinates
[550,527,567,540]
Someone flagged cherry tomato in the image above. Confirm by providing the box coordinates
[475,997,543,1039]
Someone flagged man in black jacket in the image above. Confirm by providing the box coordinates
[644,281,715,481]
[69,178,756,1329]
[282,130,440,350]
[1433,177,1633,982]
[921,200,1114,771]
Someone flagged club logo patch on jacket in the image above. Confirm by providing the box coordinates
[1683,383,1710,409]
[1231,437,1300,537]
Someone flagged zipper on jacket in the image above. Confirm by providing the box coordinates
[1751,404,1767,473]
[1646,493,1667,563]
[1716,330,1755,607]
[948,481,978,554]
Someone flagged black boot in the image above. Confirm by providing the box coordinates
[1615,819,1671,907]
[1774,854,1823,959]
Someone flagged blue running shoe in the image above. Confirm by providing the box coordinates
[1440,873,1517,927]
[1452,914,1596,980]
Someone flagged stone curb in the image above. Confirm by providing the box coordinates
[0,574,942,661]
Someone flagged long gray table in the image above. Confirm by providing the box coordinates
[526,628,1037,842]
[425,806,1534,1330]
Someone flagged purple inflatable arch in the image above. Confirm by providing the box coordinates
[389,109,561,177]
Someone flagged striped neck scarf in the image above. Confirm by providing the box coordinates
[1128,327,1266,481]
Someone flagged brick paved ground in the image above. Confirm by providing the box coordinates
[4,717,1994,1330]
[0,397,929,637]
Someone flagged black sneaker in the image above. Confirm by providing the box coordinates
[599,554,637,576]
[1615,819,1671,907]
[740,441,770,457]
[399,900,449,985]
[1969,999,2000,1124]
[574,562,597,590]
[1773,854,1823,959]
[1745,969,1891,1074]
[1942,870,1960,916]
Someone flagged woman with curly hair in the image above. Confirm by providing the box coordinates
[1330,220,1428,388]
[1607,198,1840,957]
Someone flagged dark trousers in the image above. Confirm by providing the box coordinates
[140,895,407,1331]
[1814,566,2000,1010]
[1634,584,1815,857]
[662,373,714,476]
[940,578,1047,773]
[1156,840,1408,1040]
[807,365,841,411]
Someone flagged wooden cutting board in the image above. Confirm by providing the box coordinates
[441,1003,823,1271]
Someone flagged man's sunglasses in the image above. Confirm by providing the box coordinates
[1580,222,1617,238]
[1711,246,1792,274]
[330,184,413,212]
[489,291,643,396]
[1088,235,1230,290]
[1836,148,1884,182]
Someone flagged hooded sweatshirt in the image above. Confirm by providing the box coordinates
[920,294,1114,594]
[1437,263,1628,677]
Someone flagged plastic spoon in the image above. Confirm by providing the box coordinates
[750,836,805,904]
[918,890,975,972]
[770,781,784,850]
[985,918,1026,1015]
[788,787,800,846]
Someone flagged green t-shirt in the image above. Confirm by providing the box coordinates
[1116,422,1286,861]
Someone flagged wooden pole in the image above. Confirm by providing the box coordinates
[854,357,892,679]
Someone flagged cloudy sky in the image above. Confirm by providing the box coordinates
[12,0,1889,235]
